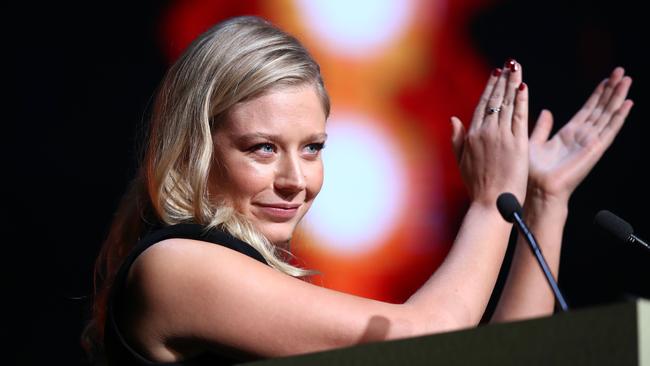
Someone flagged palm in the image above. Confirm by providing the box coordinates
[530,119,604,197]
[528,67,633,199]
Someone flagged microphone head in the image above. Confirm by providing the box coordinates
[496,192,523,223]
[594,210,634,242]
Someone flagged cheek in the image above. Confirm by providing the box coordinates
[222,158,274,199]
[306,162,324,198]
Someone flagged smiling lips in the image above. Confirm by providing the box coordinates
[254,203,301,221]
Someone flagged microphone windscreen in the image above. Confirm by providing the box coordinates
[594,210,634,242]
[497,192,523,223]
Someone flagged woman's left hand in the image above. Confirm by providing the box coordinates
[527,67,634,201]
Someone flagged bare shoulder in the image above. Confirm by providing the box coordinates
[127,236,276,318]
[131,237,252,280]
[124,237,419,362]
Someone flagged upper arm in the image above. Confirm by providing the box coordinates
[125,239,426,359]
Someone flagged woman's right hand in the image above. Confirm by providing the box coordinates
[450,59,530,207]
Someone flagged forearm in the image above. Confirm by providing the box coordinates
[490,193,568,323]
[405,202,513,330]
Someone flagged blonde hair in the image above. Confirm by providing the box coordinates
[83,15,329,359]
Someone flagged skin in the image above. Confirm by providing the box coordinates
[452,66,633,321]
[210,85,328,248]
[489,67,633,321]
[121,65,632,362]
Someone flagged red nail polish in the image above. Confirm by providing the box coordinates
[493,68,502,76]
[518,82,526,91]
[507,59,518,72]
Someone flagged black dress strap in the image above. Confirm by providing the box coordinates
[104,223,268,365]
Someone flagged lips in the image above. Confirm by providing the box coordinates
[253,203,301,222]
[256,203,301,209]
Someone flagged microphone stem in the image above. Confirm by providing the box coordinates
[631,235,650,250]
[513,212,569,312]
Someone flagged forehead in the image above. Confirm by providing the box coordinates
[222,85,327,136]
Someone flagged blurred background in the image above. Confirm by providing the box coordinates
[5,0,648,364]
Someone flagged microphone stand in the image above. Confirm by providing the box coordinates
[512,211,569,312]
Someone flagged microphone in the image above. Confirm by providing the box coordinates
[497,192,569,312]
[594,210,649,251]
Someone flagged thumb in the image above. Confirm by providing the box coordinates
[450,116,466,163]
[530,109,554,143]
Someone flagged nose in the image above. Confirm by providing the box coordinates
[274,153,307,195]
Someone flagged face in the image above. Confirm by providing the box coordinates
[211,84,327,247]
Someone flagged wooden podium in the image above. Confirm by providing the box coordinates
[239,299,649,365]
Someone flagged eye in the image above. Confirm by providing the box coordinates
[250,143,276,155]
[304,142,325,155]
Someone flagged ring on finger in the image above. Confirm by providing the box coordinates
[486,106,501,115]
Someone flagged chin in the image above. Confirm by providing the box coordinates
[266,233,293,247]
[258,223,295,247]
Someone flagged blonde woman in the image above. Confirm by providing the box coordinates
[83,15,633,365]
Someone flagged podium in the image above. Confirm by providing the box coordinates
[239,299,649,365]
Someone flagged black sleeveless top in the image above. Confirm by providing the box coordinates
[104,223,269,365]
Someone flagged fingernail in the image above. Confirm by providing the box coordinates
[518,82,526,91]
[506,58,519,72]
[493,68,502,76]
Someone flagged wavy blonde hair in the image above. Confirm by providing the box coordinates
[83,15,329,359]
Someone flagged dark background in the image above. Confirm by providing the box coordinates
[5,1,648,364]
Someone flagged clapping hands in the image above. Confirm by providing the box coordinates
[451,63,633,207]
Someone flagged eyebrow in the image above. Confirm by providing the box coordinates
[235,132,328,143]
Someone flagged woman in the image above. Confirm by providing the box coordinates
[83,15,633,365]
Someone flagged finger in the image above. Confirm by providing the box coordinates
[484,63,511,128]
[586,67,625,124]
[499,60,522,133]
[511,81,528,138]
[471,68,502,132]
[598,99,634,146]
[450,116,466,163]
[571,78,606,123]
[530,109,554,144]
[595,76,633,132]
